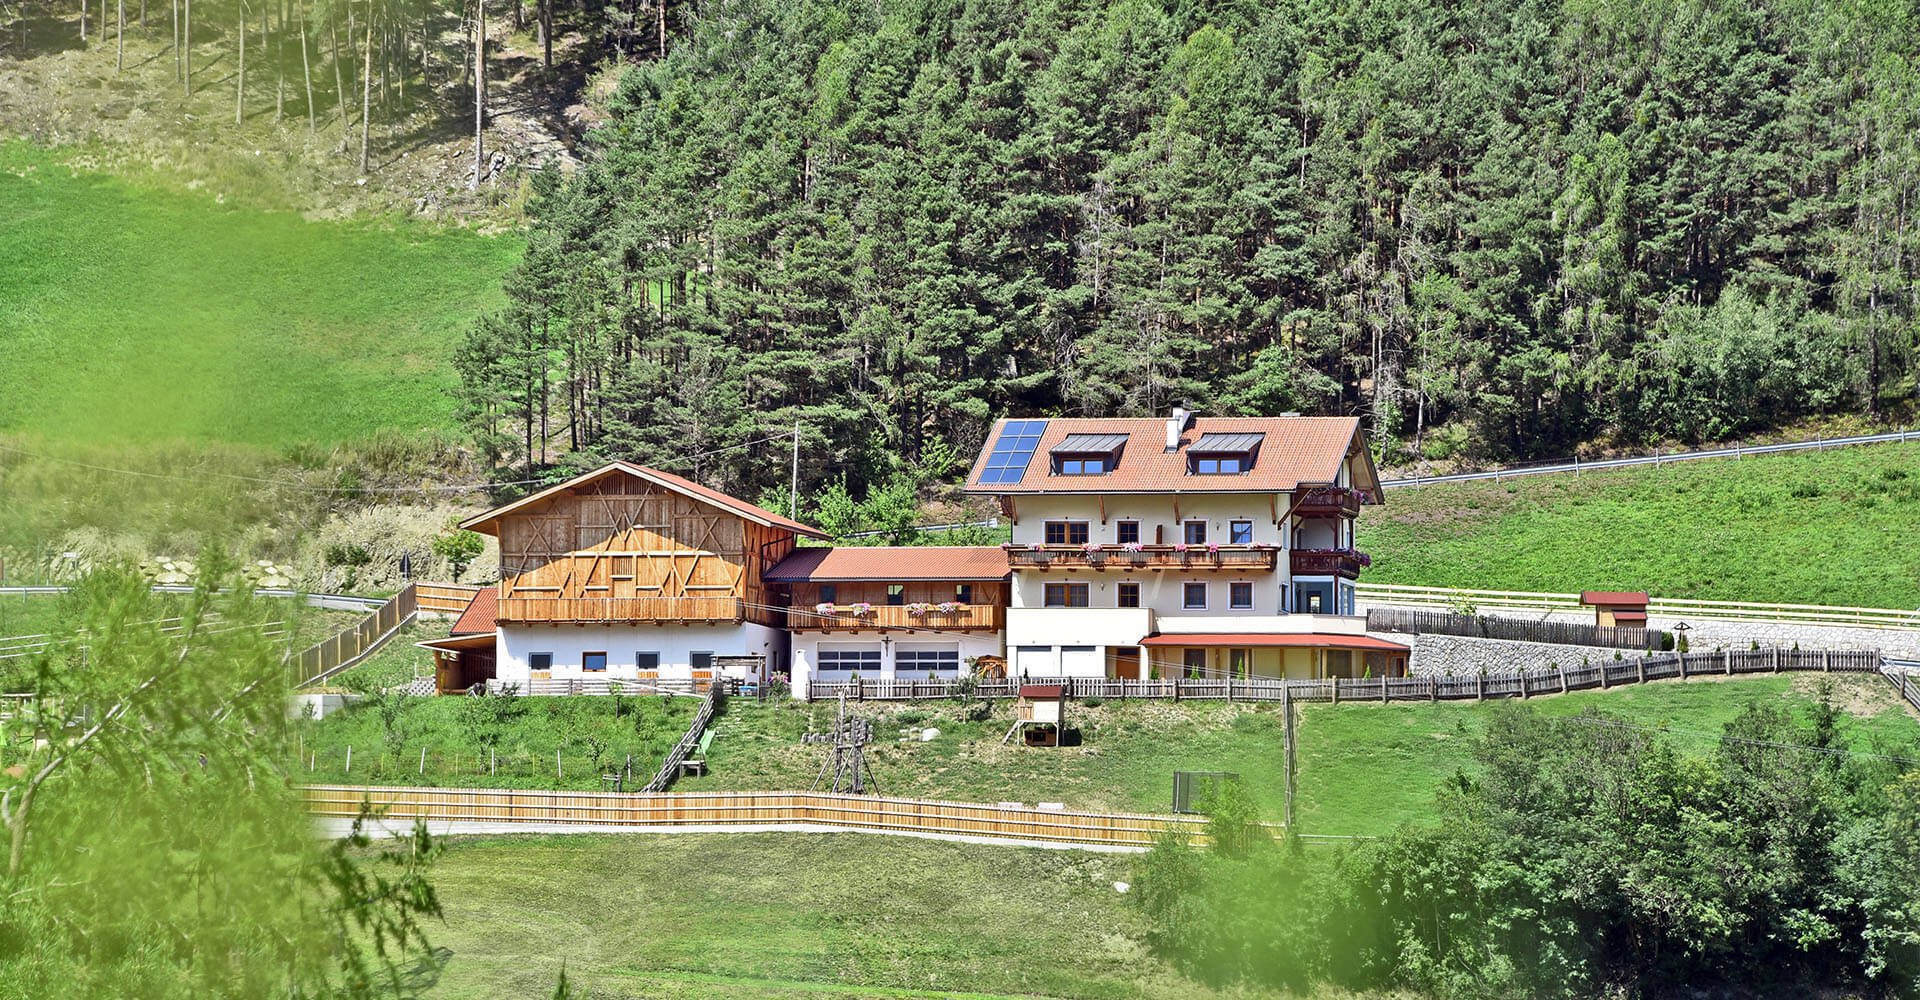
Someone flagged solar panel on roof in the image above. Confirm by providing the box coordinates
[977,419,1048,484]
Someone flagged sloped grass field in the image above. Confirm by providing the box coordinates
[0,141,519,446]
[298,692,698,789]
[417,832,1206,1000]
[1361,441,1920,608]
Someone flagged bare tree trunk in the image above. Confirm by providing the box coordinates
[537,0,549,71]
[299,5,314,132]
[358,15,371,172]
[234,0,244,124]
[328,11,346,131]
[140,0,145,33]
[470,0,484,188]
[81,0,87,42]
[275,8,284,122]
[116,0,124,71]
[182,0,191,95]
[170,0,177,79]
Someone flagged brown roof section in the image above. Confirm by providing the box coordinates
[450,587,497,635]
[765,546,1011,582]
[964,416,1378,496]
[461,461,828,539]
[1580,591,1649,606]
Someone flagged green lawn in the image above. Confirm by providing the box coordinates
[1294,673,1920,836]
[417,832,1213,1000]
[299,692,698,789]
[0,141,520,447]
[1360,442,1920,608]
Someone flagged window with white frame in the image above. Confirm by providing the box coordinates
[1044,582,1090,607]
[1229,581,1254,610]
[1229,519,1254,544]
[896,643,962,676]
[1044,520,1090,545]
[1183,520,1207,545]
[1182,582,1207,609]
[816,644,882,675]
[1116,520,1140,544]
[1117,581,1141,608]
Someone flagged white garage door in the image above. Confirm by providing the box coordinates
[1014,645,1056,676]
[1059,645,1101,677]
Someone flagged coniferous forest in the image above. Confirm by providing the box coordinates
[458,0,1920,498]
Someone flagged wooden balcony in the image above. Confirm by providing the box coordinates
[1294,486,1365,518]
[792,603,1004,632]
[497,596,748,624]
[1290,549,1369,578]
[1005,544,1278,572]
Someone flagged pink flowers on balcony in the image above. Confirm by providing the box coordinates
[1173,542,1190,553]
[908,602,931,616]
[849,602,874,617]
[814,602,836,615]
[1082,542,1104,554]
[1206,542,1220,555]
[936,601,961,613]
[1121,541,1144,553]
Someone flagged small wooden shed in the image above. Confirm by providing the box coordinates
[1003,684,1066,747]
[1580,591,1649,628]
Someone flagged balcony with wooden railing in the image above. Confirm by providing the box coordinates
[791,602,1004,632]
[1004,544,1279,572]
[1293,486,1367,518]
[1289,548,1370,578]
[497,595,749,624]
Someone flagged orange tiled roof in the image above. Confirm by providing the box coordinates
[449,587,497,634]
[765,546,1011,582]
[1580,591,1649,606]
[964,416,1373,495]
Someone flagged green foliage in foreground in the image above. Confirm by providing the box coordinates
[417,832,1200,1000]
[0,572,446,997]
[0,141,519,446]
[299,690,696,789]
[1137,697,1920,998]
[1362,442,1920,607]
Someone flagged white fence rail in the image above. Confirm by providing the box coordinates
[1356,582,1920,631]
[1382,428,1919,488]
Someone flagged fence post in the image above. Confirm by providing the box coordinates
[1823,649,1831,673]
[1429,676,1437,702]
[419,746,427,775]
[1558,665,1568,693]
[1636,658,1645,684]
[344,744,352,773]
[1773,648,1781,673]
[1329,678,1338,705]
[1678,654,1687,681]
[1724,650,1731,675]
[1476,673,1484,701]
[1519,671,1528,698]
[1600,663,1608,689]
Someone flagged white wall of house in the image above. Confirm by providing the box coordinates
[495,622,785,688]
[789,631,1003,698]
[1008,493,1291,548]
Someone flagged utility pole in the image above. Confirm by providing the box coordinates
[790,422,800,520]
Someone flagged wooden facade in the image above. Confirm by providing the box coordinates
[787,580,1008,632]
[489,469,798,627]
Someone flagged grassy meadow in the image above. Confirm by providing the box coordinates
[0,140,519,447]
[1362,441,1920,607]
[417,832,1205,1000]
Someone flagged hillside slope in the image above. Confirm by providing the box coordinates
[1360,442,1920,607]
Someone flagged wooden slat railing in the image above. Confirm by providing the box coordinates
[496,596,746,624]
[793,604,1003,632]
[415,583,484,616]
[1004,544,1278,572]
[805,649,1887,704]
[301,785,1209,849]
[289,584,417,688]
[644,683,725,792]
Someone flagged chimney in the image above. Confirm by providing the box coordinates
[1165,407,1192,451]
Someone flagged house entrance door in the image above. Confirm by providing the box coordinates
[1112,648,1140,680]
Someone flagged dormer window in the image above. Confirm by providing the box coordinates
[1186,432,1264,475]
[1049,433,1127,476]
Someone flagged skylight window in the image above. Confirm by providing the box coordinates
[1048,432,1127,476]
[1187,431,1263,475]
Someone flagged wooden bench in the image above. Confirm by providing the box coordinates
[678,730,716,777]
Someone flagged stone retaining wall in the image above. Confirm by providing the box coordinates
[1405,633,1648,678]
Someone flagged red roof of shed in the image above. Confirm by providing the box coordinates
[1580,591,1649,606]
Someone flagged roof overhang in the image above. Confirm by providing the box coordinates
[1140,632,1410,653]
[460,461,829,539]
[416,632,497,653]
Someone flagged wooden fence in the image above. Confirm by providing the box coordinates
[289,584,417,688]
[644,683,725,792]
[1367,607,1666,651]
[807,649,1886,704]
[301,785,1207,849]
[415,583,483,616]
[1357,581,1920,630]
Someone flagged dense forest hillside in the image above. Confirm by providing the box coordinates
[458,0,1919,500]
